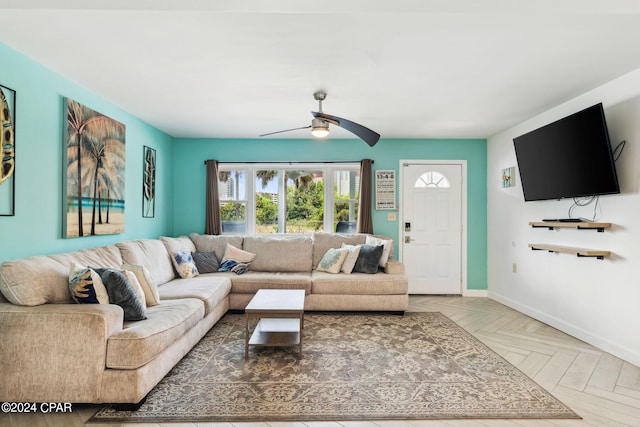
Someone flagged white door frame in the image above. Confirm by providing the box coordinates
[398,160,468,295]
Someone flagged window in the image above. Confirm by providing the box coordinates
[414,171,450,188]
[333,169,359,232]
[218,163,359,234]
[218,169,247,233]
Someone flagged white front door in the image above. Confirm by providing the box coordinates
[400,162,463,294]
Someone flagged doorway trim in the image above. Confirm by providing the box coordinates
[398,159,468,295]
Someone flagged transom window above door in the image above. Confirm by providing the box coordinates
[414,171,450,188]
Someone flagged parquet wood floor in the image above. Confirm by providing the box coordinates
[2,296,638,427]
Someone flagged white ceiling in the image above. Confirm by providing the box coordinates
[2,0,640,140]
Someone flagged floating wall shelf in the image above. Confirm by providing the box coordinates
[528,221,611,232]
[528,244,610,260]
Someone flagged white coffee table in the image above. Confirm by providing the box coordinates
[244,289,305,360]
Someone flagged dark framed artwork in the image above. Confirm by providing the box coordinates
[64,98,126,238]
[0,84,16,216]
[143,145,156,218]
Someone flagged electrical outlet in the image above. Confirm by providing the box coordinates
[387,212,397,221]
[512,263,517,273]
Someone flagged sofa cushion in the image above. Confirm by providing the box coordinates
[159,235,196,255]
[189,233,244,263]
[0,245,122,306]
[106,298,204,369]
[311,271,408,295]
[242,235,313,272]
[68,263,109,304]
[158,275,231,316]
[116,239,175,286]
[312,232,366,269]
[229,272,312,294]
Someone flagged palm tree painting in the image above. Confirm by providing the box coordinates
[65,98,126,238]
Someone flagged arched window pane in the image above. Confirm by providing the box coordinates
[414,171,450,188]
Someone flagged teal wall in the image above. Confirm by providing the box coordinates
[0,43,174,262]
[0,41,487,290]
[172,137,488,290]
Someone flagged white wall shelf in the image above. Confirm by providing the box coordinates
[528,221,611,232]
[528,221,612,260]
[528,243,610,260]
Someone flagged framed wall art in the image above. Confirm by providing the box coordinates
[64,98,126,238]
[502,166,515,188]
[143,145,156,218]
[375,169,396,210]
[0,84,16,216]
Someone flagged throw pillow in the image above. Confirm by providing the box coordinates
[353,244,384,274]
[170,248,199,279]
[122,264,160,307]
[222,243,257,263]
[122,269,147,308]
[218,259,251,275]
[365,235,393,267]
[191,251,219,273]
[316,248,349,274]
[68,263,109,304]
[93,268,147,321]
[340,243,362,274]
[218,244,256,275]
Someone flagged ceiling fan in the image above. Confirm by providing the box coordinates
[259,91,381,147]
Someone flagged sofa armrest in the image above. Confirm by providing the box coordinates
[383,259,405,275]
[0,302,124,402]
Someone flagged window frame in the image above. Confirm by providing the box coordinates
[218,162,360,234]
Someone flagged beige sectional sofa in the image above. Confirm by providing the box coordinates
[0,232,407,406]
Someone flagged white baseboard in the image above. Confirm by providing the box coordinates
[463,289,488,297]
[489,291,640,367]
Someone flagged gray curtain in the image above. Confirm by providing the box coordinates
[205,160,222,235]
[357,159,374,234]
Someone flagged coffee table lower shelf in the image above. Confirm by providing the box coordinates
[246,318,302,360]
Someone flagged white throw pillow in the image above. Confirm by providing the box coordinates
[122,264,160,307]
[365,235,393,267]
[340,243,362,274]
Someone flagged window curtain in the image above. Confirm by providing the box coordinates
[204,159,222,235]
[357,158,374,234]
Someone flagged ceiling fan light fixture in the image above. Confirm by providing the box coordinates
[310,118,330,138]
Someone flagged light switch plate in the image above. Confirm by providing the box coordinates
[387,212,397,221]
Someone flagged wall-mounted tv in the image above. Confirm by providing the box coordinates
[513,103,620,202]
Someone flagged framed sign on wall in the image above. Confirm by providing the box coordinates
[375,169,396,210]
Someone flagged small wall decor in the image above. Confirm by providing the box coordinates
[0,84,16,216]
[375,169,396,209]
[502,166,515,188]
[64,98,126,238]
[143,146,156,218]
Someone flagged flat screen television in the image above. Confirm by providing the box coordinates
[513,103,620,202]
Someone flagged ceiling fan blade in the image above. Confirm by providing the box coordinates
[259,125,311,137]
[311,111,380,147]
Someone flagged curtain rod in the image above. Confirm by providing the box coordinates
[203,160,373,165]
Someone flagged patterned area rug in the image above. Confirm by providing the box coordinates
[92,312,579,422]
